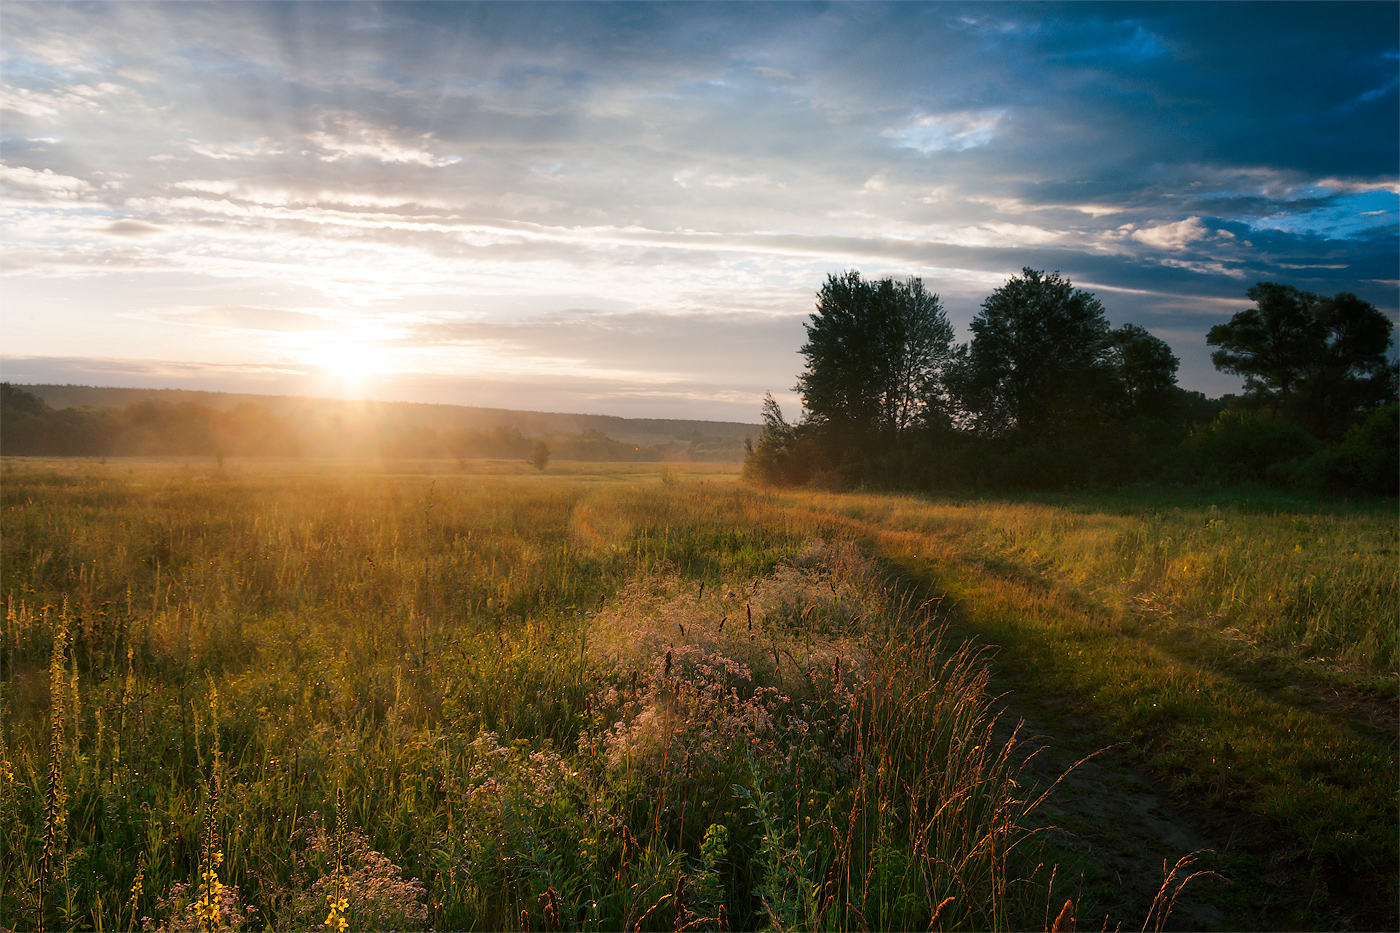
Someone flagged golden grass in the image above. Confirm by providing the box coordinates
[1,460,1047,931]
[801,491,1397,677]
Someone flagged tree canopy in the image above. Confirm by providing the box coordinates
[1207,283,1397,439]
[796,271,953,438]
[952,268,1114,440]
[1106,323,1181,423]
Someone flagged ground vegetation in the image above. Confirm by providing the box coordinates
[1,462,1062,932]
[2,461,1391,930]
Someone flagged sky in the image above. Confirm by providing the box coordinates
[2,1,1396,422]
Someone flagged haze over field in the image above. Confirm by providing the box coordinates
[1,1,1396,421]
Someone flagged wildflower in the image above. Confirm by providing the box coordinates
[127,862,145,928]
[324,893,349,933]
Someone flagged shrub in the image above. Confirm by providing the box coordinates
[1185,409,1320,485]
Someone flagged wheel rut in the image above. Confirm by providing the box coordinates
[986,663,1231,932]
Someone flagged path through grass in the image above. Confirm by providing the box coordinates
[773,487,1398,930]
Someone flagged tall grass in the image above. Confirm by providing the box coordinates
[813,492,1398,678]
[1,464,1052,930]
[767,487,1396,928]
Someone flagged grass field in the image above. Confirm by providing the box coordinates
[2,458,1395,931]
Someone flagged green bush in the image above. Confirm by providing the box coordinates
[1286,404,1399,495]
[1185,410,1320,485]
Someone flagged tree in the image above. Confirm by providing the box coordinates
[795,272,954,439]
[1106,323,1180,422]
[529,440,550,471]
[1207,283,1397,439]
[952,268,1113,440]
[742,393,817,486]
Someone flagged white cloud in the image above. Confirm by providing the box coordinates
[497,192,559,214]
[99,220,164,237]
[886,110,1005,153]
[0,164,93,198]
[158,305,343,333]
[187,138,289,161]
[967,195,1123,217]
[0,82,122,118]
[1119,216,1233,251]
[305,115,460,167]
[1157,257,1248,279]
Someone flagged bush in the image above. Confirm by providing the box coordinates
[1286,404,1399,496]
[742,395,825,487]
[1184,410,1320,486]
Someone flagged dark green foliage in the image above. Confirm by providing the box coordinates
[543,428,651,461]
[212,402,302,457]
[796,271,954,439]
[1106,323,1181,423]
[940,270,1202,489]
[1334,403,1400,495]
[442,424,534,459]
[1207,284,1397,440]
[750,270,1394,497]
[1283,404,1399,496]
[383,424,445,458]
[1185,409,1322,486]
[741,394,822,487]
[952,268,1114,441]
[112,399,218,456]
[2,381,46,417]
[755,268,961,489]
[1,384,115,455]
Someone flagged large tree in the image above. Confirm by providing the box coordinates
[1106,323,1181,422]
[796,271,954,438]
[952,268,1114,440]
[1207,283,1397,439]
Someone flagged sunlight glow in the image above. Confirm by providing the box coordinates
[303,339,386,384]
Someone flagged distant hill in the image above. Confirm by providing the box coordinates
[17,384,759,447]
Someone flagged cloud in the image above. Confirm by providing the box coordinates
[0,164,92,198]
[412,308,806,383]
[0,245,179,277]
[0,82,123,118]
[0,1,1394,418]
[186,138,289,161]
[885,110,1006,153]
[497,192,560,214]
[0,354,310,384]
[166,306,343,333]
[1126,217,1232,251]
[99,219,164,237]
[306,115,461,167]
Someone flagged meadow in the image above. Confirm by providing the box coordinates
[2,459,1395,931]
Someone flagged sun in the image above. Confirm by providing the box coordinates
[306,340,384,385]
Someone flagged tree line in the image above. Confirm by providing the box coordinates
[0,387,736,464]
[745,269,1397,495]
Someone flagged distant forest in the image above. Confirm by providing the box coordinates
[0,385,746,463]
[745,271,1398,496]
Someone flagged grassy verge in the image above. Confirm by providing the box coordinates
[772,488,1397,930]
